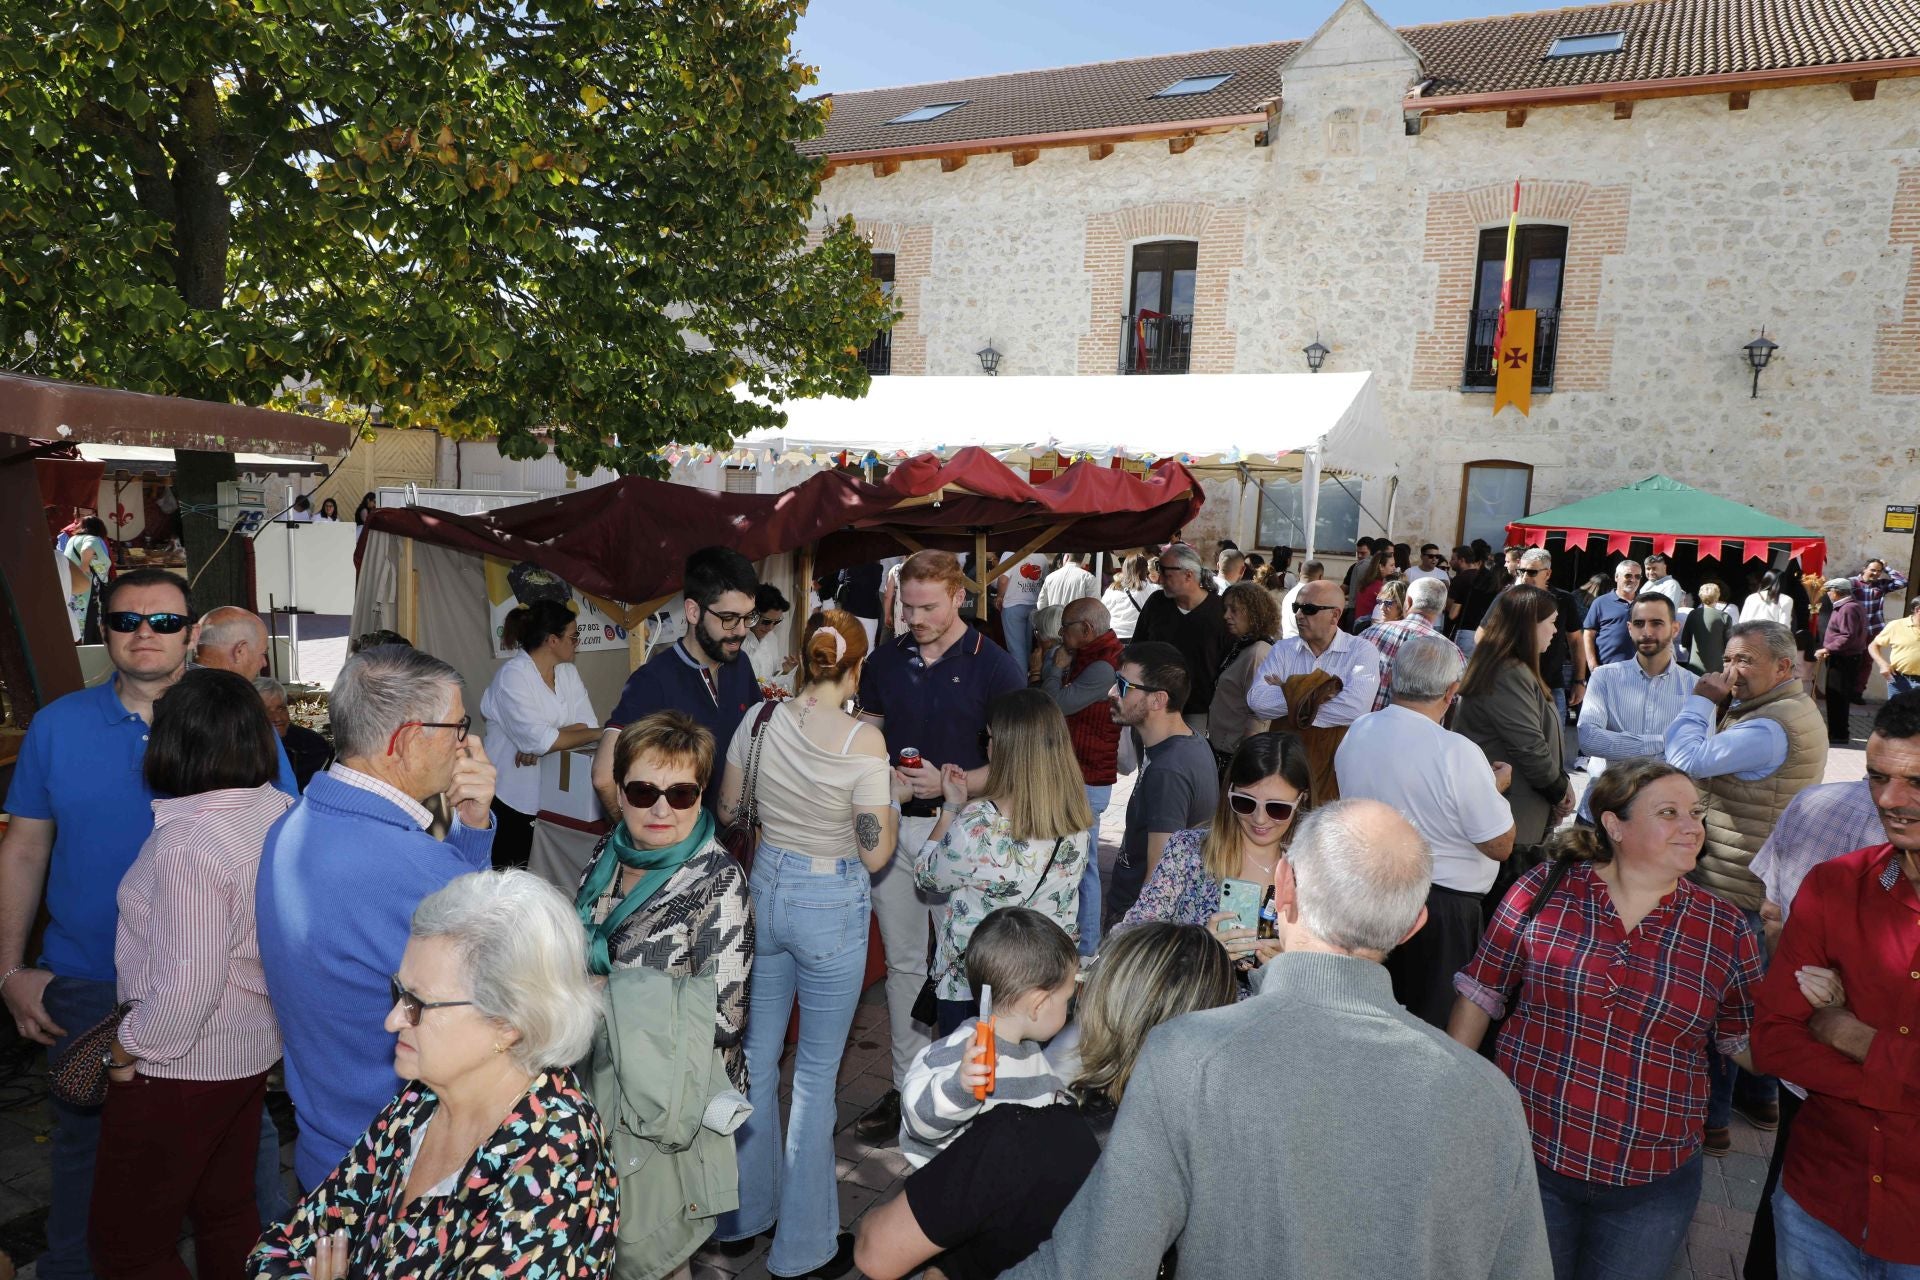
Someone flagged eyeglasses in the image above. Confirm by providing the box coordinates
[1229,792,1298,823]
[756,614,785,629]
[701,606,759,632]
[384,714,471,755]
[389,976,473,1027]
[1112,673,1164,698]
[104,611,191,635]
[623,780,703,810]
[1291,602,1338,617]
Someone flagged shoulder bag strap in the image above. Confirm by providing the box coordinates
[737,701,779,832]
[1021,836,1069,908]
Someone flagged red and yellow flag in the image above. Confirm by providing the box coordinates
[1493,308,1536,416]
[1493,178,1520,356]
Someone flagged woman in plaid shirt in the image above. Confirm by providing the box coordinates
[1448,760,1764,1280]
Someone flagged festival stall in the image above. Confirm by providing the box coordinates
[1505,474,1827,576]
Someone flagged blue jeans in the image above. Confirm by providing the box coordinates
[40,975,117,1280]
[1775,1187,1920,1278]
[1708,908,1778,1129]
[1001,604,1035,677]
[719,844,872,1277]
[1892,672,1919,699]
[1079,784,1111,956]
[1537,1155,1703,1280]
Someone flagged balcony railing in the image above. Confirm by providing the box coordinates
[1119,312,1193,375]
[857,329,892,376]
[1463,306,1559,391]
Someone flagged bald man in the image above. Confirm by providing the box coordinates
[1043,596,1124,954]
[194,606,270,677]
[1247,580,1382,728]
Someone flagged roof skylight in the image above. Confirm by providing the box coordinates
[1155,74,1233,97]
[1545,31,1626,58]
[886,101,968,124]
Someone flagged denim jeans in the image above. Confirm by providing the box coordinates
[1708,907,1778,1129]
[1537,1154,1703,1280]
[1079,784,1112,957]
[40,974,118,1280]
[1775,1187,1920,1279]
[1892,672,1919,699]
[719,844,872,1277]
[1001,604,1035,678]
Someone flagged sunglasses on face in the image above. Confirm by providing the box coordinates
[1112,674,1164,698]
[623,780,703,810]
[1229,792,1297,823]
[1291,602,1338,617]
[105,611,191,635]
[389,975,472,1027]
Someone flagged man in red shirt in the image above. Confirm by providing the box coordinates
[1753,691,1920,1273]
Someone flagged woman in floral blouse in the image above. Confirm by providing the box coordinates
[915,688,1092,1034]
[250,870,615,1278]
[1117,731,1311,986]
[577,709,754,1091]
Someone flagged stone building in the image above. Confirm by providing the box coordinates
[805,0,1920,578]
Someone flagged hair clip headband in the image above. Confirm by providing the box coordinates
[811,626,846,662]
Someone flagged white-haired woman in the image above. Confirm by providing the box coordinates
[250,871,616,1279]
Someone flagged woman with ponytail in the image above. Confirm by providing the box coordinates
[1447,760,1765,1280]
[711,609,905,1278]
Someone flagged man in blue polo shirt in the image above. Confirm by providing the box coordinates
[0,568,295,1280]
[592,546,762,817]
[1582,559,1647,671]
[853,549,1026,1141]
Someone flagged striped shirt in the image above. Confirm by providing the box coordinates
[899,1019,1064,1168]
[115,784,295,1080]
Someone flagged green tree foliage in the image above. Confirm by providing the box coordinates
[0,0,893,476]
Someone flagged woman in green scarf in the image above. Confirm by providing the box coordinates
[575,710,754,1092]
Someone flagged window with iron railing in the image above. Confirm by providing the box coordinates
[1462,225,1565,392]
[858,252,896,375]
[1123,240,1197,374]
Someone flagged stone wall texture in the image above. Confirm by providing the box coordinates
[814,26,1920,575]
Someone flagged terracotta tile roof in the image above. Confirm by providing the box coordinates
[810,0,1920,156]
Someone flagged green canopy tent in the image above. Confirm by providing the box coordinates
[1505,474,1826,575]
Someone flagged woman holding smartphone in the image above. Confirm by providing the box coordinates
[1114,731,1309,977]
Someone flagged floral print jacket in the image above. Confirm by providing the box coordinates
[914,799,1088,1000]
[1115,827,1219,932]
[249,1068,618,1279]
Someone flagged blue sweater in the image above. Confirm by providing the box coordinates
[256,772,494,1189]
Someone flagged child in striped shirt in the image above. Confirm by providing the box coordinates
[899,907,1079,1168]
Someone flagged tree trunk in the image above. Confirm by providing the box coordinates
[174,450,247,614]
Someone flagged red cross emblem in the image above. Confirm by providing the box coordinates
[1501,346,1530,370]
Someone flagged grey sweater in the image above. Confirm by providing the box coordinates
[1003,952,1552,1280]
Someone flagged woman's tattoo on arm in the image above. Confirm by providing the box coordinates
[857,812,882,852]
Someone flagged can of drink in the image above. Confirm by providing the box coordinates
[899,747,923,769]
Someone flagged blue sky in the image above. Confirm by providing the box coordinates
[795,0,1591,95]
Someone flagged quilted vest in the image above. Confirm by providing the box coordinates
[1693,680,1828,911]
[1066,630,1124,786]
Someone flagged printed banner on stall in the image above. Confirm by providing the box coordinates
[483,557,631,658]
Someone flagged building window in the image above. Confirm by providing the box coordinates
[1462,224,1565,391]
[1457,461,1534,548]
[1121,240,1197,374]
[1257,473,1362,554]
[858,253,895,376]
[723,466,758,494]
[886,101,967,124]
[1155,74,1233,97]
[1546,32,1624,58]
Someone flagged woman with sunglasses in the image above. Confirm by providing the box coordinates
[915,688,1091,1036]
[712,609,903,1279]
[253,870,615,1279]
[576,710,751,1090]
[1453,586,1573,890]
[1115,731,1310,986]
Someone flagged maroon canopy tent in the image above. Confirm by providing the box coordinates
[363,446,1204,653]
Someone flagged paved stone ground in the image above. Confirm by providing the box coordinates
[0,703,1875,1278]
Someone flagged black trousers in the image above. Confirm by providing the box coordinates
[1825,652,1862,743]
[1742,1088,1803,1280]
[490,798,535,870]
[1387,883,1487,1030]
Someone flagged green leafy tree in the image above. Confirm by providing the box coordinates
[0,0,891,603]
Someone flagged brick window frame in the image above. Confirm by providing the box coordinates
[1412,181,1628,394]
[807,220,932,375]
[1874,164,1920,394]
[1079,202,1246,375]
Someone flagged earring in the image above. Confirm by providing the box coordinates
[492,1042,506,1055]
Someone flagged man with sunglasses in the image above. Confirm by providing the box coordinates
[0,568,299,1279]
[1406,543,1450,586]
[592,546,761,819]
[1247,581,1383,741]
[1104,642,1217,927]
[1583,559,1649,672]
[257,642,498,1192]
[1131,543,1229,736]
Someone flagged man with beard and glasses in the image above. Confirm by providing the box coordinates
[592,546,761,819]
[1753,692,1920,1277]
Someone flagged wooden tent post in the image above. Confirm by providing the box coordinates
[793,544,814,657]
[397,538,419,643]
[622,604,649,674]
[974,532,989,621]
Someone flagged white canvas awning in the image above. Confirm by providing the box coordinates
[734,371,1391,479]
[78,443,327,474]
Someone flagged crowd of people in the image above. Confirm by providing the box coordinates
[1,527,1914,1280]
